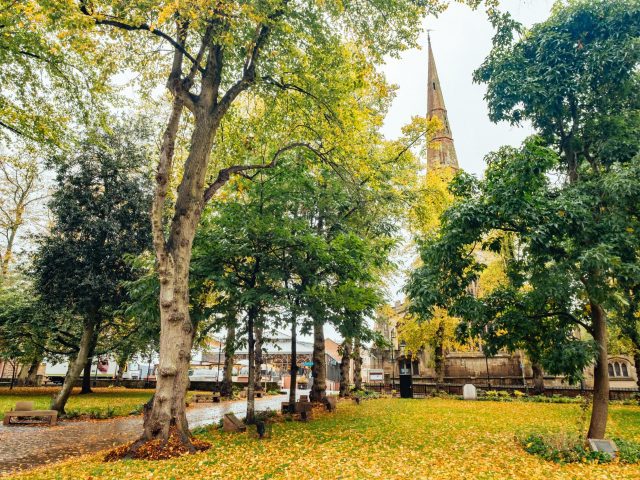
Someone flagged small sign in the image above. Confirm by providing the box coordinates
[368,369,384,382]
[588,439,618,458]
[303,361,314,367]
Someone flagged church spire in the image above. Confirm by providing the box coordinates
[427,34,459,170]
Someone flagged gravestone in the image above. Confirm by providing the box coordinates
[463,384,477,400]
[323,396,337,412]
[222,413,247,433]
[588,439,618,459]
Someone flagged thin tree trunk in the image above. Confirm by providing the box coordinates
[52,323,96,414]
[222,324,236,398]
[310,318,326,402]
[634,351,640,392]
[531,362,545,395]
[587,301,609,439]
[353,339,362,391]
[115,352,129,387]
[81,356,93,394]
[246,307,257,424]
[434,322,445,385]
[16,364,29,386]
[25,356,41,386]
[339,339,351,398]
[289,313,297,409]
[254,325,263,392]
[81,332,99,394]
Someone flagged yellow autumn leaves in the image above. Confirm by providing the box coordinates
[10,397,640,480]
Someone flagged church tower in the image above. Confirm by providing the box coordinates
[427,35,459,170]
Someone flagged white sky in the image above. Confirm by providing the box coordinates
[313,1,557,343]
[381,0,555,177]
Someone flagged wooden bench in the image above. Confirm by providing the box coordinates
[3,401,57,426]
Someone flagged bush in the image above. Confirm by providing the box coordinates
[513,390,525,398]
[351,389,380,400]
[481,390,513,402]
[255,409,278,422]
[614,437,640,464]
[519,434,640,464]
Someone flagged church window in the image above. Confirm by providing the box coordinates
[608,363,614,376]
[622,363,629,377]
[614,362,621,376]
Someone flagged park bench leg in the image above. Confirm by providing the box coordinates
[3,416,9,426]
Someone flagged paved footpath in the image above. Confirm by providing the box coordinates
[0,394,290,475]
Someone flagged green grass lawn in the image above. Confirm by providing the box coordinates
[0,387,154,419]
[10,397,640,480]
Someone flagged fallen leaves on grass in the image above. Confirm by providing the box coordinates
[10,398,640,480]
[104,427,211,461]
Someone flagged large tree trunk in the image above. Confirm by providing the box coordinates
[587,301,609,439]
[246,307,257,424]
[221,324,236,398]
[531,362,545,395]
[353,339,362,391]
[141,102,215,449]
[51,323,96,414]
[289,314,297,409]
[254,325,263,392]
[310,318,326,402]
[339,339,351,397]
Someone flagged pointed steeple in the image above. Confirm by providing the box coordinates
[427,34,459,170]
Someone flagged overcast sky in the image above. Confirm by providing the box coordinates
[310,1,558,343]
[381,0,555,177]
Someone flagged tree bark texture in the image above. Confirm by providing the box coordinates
[222,325,236,398]
[310,318,326,402]
[246,307,257,424]
[353,339,362,391]
[289,315,297,408]
[81,356,93,394]
[587,301,609,439]
[339,339,351,397]
[51,323,96,413]
[254,325,264,392]
[531,362,545,395]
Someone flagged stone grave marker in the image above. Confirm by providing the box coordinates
[222,413,247,433]
[588,439,618,459]
[463,384,477,400]
[323,396,337,412]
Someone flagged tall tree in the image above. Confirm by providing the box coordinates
[467,0,639,438]
[32,125,152,413]
[0,150,45,277]
[64,0,477,450]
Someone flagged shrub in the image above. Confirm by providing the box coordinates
[614,438,640,464]
[64,409,81,419]
[520,434,622,464]
[352,389,380,400]
[513,390,525,398]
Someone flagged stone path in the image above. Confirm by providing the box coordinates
[0,394,292,475]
